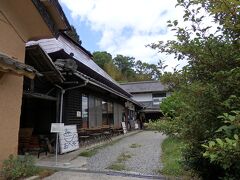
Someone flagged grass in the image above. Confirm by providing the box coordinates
[107,152,132,171]
[117,152,132,162]
[79,149,98,157]
[160,136,186,176]
[107,163,126,171]
[129,143,142,148]
[38,168,56,179]
[79,139,121,157]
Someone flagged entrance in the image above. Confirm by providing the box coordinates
[18,94,57,156]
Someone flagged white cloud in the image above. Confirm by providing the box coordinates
[60,0,187,71]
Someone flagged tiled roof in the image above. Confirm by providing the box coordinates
[120,81,167,93]
[0,52,38,79]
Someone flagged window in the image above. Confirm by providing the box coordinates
[102,100,114,126]
[108,102,114,126]
[153,92,166,105]
[153,92,166,98]
[82,94,88,122]
[153,98,160,105]
[102,100,108,125]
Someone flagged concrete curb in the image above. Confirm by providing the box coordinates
[36,167,166,179]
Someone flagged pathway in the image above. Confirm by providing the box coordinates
[86,131,166,175]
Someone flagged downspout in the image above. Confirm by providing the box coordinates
[55,80,88,123]
[55,85,64,124]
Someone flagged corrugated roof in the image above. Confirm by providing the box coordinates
[26,33,134,99]
[120,81,167,93]
[26,45,64,83]
[26,34,119,86]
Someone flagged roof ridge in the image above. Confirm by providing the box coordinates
[120,80,161,85]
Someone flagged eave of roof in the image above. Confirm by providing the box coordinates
[47,0,71,30]
[32,0,71,36]
[73,71,142,108]
[120,80,161,85]
[26,45,64,83]
[59,32,93,58]
[46,47,132,98]
[120,80,167,93]
[0,52,38,79]
[139,109,161,113]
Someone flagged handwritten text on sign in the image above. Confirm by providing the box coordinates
[59,125,79,154]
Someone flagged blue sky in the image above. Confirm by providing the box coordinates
[59,0,192,71]
[61,3,101,52]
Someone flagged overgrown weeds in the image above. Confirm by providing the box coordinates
[107,152,132,171]
[79,149,98,157]
[1,155,39,180]
[160,137,186,176]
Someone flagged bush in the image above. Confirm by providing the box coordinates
[1,155,39,180]
[148,118,182,136]
[160,92,186,118]
[201,111,240,179]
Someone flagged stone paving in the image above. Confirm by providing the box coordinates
[40,130,166,179]
[86,131,166,175]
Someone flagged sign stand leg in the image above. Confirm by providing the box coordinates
[55,133,58,165]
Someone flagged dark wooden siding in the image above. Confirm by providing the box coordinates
[88,95,96,128]
[96,98,102,127]
[114,103,123,129]
[89,95,102,128]
[63,89,82,129]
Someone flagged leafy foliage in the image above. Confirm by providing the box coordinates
[202,111,240,179]
[92,51,162,82]
[148,119,181,137]
[1,155,39,180]
[149,0,240,179]
[92,51,112,69]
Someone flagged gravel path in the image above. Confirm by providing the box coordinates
[86,131,166,175]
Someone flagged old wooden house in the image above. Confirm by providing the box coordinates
[18,32,142,154]
[120,81,171,121]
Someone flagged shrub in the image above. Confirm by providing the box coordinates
[1,155,39,180]
[160,92,186,118]
[202,111,240,179]
[148,118,181,136]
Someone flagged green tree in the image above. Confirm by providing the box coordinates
[93,51,162,82]
[92,51,124,81]
[93,51,112,69]
[135,60,161,80]
[149,0,240,179]
[113,55,136,81]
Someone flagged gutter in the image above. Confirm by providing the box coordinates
[73,71,143,108]
[55,80,88,123]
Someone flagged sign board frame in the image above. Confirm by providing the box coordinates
[51,123,64,133]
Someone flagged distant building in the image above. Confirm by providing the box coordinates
[120,81,170,120]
